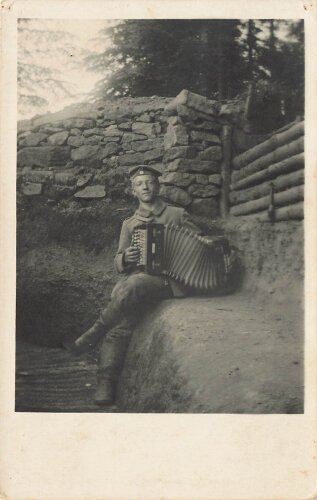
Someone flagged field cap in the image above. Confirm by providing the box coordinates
[129,164,162,179]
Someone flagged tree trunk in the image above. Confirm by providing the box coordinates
[232,120,304,169]
[229,168,304,205]
[230,152,304,191]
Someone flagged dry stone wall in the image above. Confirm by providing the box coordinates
[17,90,239,217]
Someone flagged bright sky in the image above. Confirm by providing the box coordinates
[18,19,119,118]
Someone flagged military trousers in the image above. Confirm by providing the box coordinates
[98,272,173,375]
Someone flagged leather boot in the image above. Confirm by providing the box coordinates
[62,318,106,356]
[94,334,130,406]
[63,298,128,356]
[94,376,115,406]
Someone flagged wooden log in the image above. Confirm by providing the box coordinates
[230,152,304,191]
[231,185,304,216]
[234,202,304,222]
[232,136,304,183]
[265,118,302,139]
[232,120,304,169]
[229,169,304,205]
[220,125,232,218]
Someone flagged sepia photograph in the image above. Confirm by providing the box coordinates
[1,1,317,498]
[15,18,305,413]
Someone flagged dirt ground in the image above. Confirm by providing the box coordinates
[16,199,304,413]
[16,288,303,413]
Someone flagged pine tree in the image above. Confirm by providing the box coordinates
[85,20,245,100]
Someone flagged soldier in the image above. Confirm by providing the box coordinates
[64,164,201,406]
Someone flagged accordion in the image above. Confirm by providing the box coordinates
[132,223,233,291]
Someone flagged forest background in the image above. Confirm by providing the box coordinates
[18,18,304,125]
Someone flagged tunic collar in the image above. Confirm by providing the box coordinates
[134,199,167,219]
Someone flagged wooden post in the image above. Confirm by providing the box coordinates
[220,125,232,218]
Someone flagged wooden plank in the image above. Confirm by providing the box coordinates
[232,121,304,169]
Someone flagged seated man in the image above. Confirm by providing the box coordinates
[65,164,203,406]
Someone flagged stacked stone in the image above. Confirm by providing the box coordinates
[17,97,171,201]
[160,90,223,217]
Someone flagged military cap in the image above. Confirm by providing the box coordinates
[129,164,162,179]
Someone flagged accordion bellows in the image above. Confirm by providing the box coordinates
[132,223,232,291]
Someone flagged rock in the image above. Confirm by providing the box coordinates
[63,118,95,130]
[195,174,209,185]
[103,166,127,186]
[167,116,182,126]
[118,152,146,166]
[70,128,81,135]
[164,124,189,149]
[40,126,64,134]
[21,182,43,196]
[118,121,132,131]
[165,89,217,116]
[165,159,220,174]
[175,104,219,123]
[163,146,196,163]
[71,145,101,167]
[102,157,119,169]
[76,173,93,188]
[17,146,70,168]
[23,170,54,183]
[209,174,222,186]
[47,185,76,200]
[67,135,85,147]
[84,135,103,146]
[190,197,219,217]
[197,145,223,161]
[159,185,192,206]
[83,128,104,137]
[192,120,222,132]
[48,131,69,146]
[74,185,106,199]
[144,148,164,162]
[188,184,220,198]
[123,138,163,152]
[190,130,221,144]
[132,122,161,136]
[100,142,120,158]
[54,172,77,186]
[104,126,123,137]
[190,142,204,151]
[102,136,121,143]
[18,131,32,139]
[160,172,196,187]
[122,133,148,143]
[23,133,48,147]
[136,113,152,122]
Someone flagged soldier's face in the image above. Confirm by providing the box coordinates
[132,174,159,203]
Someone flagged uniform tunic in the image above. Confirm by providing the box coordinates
[114,199,201,297]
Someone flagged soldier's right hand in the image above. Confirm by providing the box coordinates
[124,246,140,263]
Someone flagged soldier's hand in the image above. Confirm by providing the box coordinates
[124,246,140,264]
